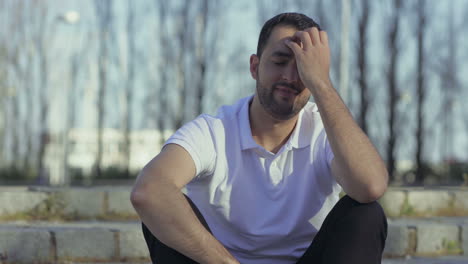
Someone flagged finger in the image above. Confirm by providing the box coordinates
[306,27,320,46]
[284,39,302,56]
[294,31,312,51]
[320,30,329,46]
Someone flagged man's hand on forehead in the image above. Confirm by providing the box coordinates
[284,27,331,93]
[285,27,325,49]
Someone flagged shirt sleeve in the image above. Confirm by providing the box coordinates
[164,115,216,179]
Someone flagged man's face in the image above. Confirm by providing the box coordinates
[250,25,311,120]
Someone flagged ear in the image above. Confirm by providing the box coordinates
[249,54,259,80]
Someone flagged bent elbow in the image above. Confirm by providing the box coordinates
[352,180,388,204]
[368,184,387,202]
[364,168,389,202]
[364,179,388,203]
[130,186,149,211]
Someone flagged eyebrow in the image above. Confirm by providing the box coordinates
[271,51,293,58]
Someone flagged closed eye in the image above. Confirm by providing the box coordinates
[273,61,287,66]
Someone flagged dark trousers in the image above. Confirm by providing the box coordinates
[142,195,388,264]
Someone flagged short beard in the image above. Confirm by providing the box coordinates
[256,80,309,120]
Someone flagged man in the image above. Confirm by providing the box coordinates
[131,13,388,264]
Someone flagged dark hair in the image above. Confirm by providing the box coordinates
[256,13,321,58]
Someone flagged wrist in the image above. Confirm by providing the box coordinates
[307,78,333,95]
[207,257,238,264]
[222,260,240,264]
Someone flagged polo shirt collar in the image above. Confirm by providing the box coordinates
[288,109,309,149]
[239,96,258,150]
[238,96,311,151]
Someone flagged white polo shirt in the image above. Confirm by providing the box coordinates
[165,95,342,264]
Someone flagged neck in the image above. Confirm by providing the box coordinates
[249,96,299,153]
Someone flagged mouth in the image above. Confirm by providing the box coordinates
[273,83,300,97]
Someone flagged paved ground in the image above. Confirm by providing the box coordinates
[41,257,468,264]
[388,216,468,225]
[47,259,468,264]
[383,256,468,264]
[2,187,468,263]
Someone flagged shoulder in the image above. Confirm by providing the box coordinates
[203,95,252,129]
[175,96,251,138]
[215,96,252,120]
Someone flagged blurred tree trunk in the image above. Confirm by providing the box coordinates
[93,0,113,179]
[156,0,222,132]
[63,53,80,185]
[357,0,370,133]
[22,1,38,174]
[23,46,35,172]
[414,0,427,184]
[192,0,224,116]
[173,1,189,130]
[439,2,459,180]
[338,0,351,104]
[0,43,6,167]
[122,0,136,177]
[153,0,189,143]
[9,81,20,171]
[8,54,21,171]
[194,0,208,116]
[1,0,40,175]
[63,22,87,185]
[386,0,402,181]
[5,0,26,172]
[35,4,50,183]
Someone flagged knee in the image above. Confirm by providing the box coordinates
[339,195,387,231]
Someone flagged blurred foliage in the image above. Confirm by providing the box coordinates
[95,166,137,180]
[0,166,137,185]
[70,166,137,185]
[0,166,38,182]
[447,161,468,183]
[397,161,468,186]
[0,162,466,186]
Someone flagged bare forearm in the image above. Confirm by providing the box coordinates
[312,81,388,202]
[131,181,238,264]
[285,28,387,201]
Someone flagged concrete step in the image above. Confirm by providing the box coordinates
[380,187,468,218]
[386,217,468,257]
[0,221,148,263]
[1,186,468,263]
[1,260,465,264]
[383,256,468,264]
[1,186,468,221]
[0,186,137,222]
[1,218,468,263]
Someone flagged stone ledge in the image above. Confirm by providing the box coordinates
[383,256,468,264]
[1,187,468,220]
[384,218,468,257]
[0,187,138,221]
[0,221,150,263]
[379,188,468,218]
[1,218,467,262]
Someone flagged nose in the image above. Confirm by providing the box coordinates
[281,63,299,83]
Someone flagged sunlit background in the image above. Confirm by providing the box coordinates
[0,0,467,186]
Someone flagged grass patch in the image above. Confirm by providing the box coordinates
[400,198,416,217]
[442,239,462,254]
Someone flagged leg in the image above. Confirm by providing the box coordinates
[141,194,212,264]
[297,195,387,264]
